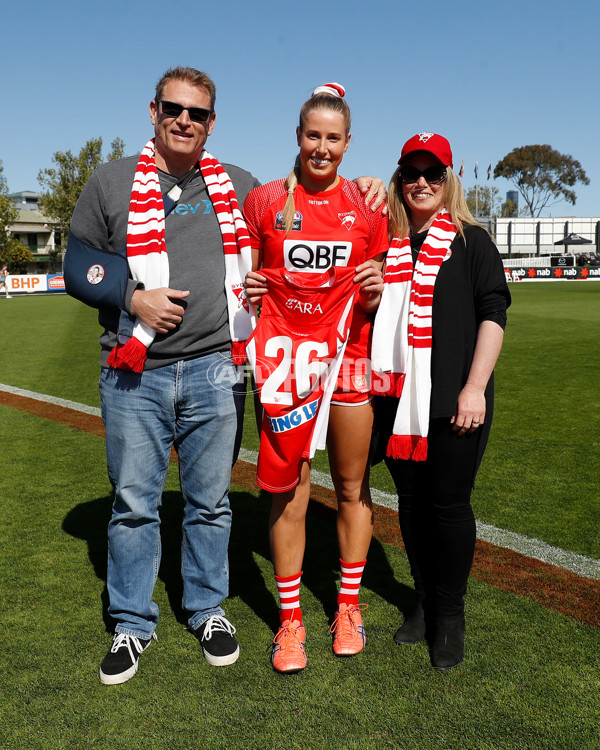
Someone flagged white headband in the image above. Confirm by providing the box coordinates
[313,82,346,98]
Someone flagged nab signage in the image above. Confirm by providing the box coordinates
[506,265,600,281]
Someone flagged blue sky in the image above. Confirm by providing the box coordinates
[2,0,599,217]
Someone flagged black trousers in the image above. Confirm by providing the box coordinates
[385,418,482,618]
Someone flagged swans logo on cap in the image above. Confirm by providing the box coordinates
[399,132,453,168]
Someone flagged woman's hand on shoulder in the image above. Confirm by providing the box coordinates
[244,270,268,306]
[354,176,388,215]
[354,260,384,313]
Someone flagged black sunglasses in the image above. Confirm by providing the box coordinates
[399,165,447,185]
[158,100,213,124]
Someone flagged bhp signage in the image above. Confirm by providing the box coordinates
[6,274,66,294]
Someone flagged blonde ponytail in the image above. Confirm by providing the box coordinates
[282,158,301,234]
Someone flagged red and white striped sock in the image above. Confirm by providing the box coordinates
[275,571,302,624]
[338,558,366,607]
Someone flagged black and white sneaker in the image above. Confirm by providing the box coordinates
[99,632,157,685]
[195,615,239,666]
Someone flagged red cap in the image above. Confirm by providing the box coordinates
[399,132,453,168]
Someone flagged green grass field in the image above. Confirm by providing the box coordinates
[1,284,599,749]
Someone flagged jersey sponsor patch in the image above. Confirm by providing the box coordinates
[275,210,303,231]
[283,240,352,272]
[284,297,324,315]
[266,398,320,433]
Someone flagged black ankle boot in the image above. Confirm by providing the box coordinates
[394,602,426,645]
[431,613,465,671]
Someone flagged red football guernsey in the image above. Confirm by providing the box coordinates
[245,266,357,492]
[243,178,388,372]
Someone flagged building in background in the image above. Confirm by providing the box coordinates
[495,216,600,258]
[8,192,60,271]
[505,191,519,218]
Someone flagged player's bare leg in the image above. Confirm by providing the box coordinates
[268,461,311,577]
[327,402,374,561]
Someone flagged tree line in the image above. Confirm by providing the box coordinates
[0,138,124,272]
[0,140,590,273]
[467,145,589,219]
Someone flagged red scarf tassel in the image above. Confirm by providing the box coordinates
[107,337,148,373]
[387,434,428,462]
[231,340,248,366]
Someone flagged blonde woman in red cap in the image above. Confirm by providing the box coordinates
[244,83,388,674]
[370,132,510,671]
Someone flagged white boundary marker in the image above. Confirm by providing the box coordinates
[3,383,599,582]
[1,383,102,417]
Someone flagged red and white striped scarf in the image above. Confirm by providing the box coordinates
[371,210,457,461]
[107,139,252,372]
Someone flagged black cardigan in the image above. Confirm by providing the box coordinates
[409,224,511,418]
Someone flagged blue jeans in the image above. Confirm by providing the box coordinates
[99,352,239,639]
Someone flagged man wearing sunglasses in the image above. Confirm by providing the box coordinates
[66,66,262,685]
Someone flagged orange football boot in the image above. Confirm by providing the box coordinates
[271,618,307,673]
[330,603,368,656]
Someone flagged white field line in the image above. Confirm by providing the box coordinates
[1,383,103,417]
[3,382,599,582]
